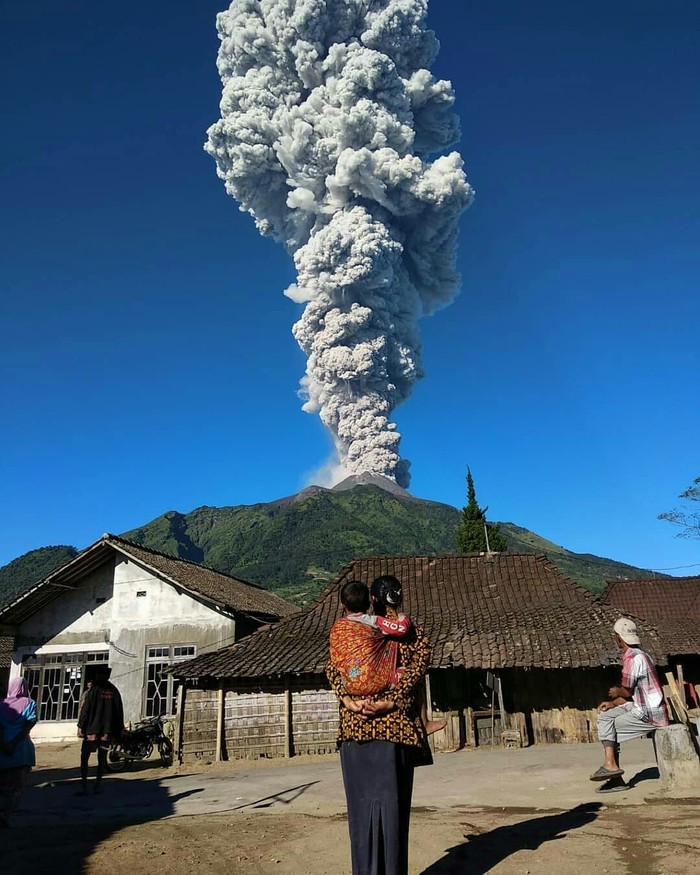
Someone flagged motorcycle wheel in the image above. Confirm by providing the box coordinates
[159,738,174,767]
[106,745,129,772]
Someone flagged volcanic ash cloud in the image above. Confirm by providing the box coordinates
[206,0,473,487]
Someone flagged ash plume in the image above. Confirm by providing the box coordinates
[206,0,473,487]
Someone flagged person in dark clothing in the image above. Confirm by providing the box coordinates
[76,669,124,795]
[327,575,431,875]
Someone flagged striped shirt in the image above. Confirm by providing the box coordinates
[621,647,669,727]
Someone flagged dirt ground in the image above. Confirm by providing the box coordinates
[4,743,700,875]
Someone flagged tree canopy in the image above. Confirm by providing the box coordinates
[658,476,700,540]
[456,468,508,553]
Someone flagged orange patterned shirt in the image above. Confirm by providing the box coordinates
[326,623,431,747]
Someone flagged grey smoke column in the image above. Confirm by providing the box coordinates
[206,0,473,487]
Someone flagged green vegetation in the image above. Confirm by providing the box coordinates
[0,486,666,608]
[123,486,461,605]
[456,468,508,553]
[0,545,78,608]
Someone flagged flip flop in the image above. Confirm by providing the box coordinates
[589,766,624,782]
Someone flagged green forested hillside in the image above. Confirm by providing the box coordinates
[123,485,664,603]
[0,545,78,608]
[0,485,665,608]
[123,486,461,603]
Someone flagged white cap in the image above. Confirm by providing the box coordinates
[614,617,641,646]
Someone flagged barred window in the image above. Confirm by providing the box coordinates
[21,652,109,722]
[144,645,196,718]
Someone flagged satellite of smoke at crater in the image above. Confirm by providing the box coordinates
[206,0,473,488]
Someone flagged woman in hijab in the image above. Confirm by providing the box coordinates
[0,677,38,827]
[327,575,432,875]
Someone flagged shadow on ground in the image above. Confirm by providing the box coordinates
[7,772,195,875]
[627,766,659,788]
[421,802,602,875]
[8,766,323,875]
[30,756,173,788]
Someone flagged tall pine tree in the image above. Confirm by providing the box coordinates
[456,468,508,553]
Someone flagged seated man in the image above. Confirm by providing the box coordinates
[590,617,669,789]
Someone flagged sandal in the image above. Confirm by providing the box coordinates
[589,766,624,782]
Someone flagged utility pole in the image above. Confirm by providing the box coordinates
[483,521,491,553]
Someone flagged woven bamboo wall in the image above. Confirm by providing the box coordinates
[180,675,338,761]
[224,681,287,759]
[291,686,338,756]
[181,665,620,759]
[180,688,218,760]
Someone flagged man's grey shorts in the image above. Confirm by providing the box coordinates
[597,702,653,745]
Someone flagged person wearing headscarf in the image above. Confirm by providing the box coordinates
[327,574,432,875]
[0,677,38,827]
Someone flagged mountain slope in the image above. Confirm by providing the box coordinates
[1,485,666,608]
[124,486,461,603]
[0,545,78,608]
[124,485,664,603]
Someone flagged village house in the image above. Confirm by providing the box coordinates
[174,553,665,761]
[600,575,700,687]
[0,534,296,742]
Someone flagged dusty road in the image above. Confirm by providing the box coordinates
[5,740,699,874]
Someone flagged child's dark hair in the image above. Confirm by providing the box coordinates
[340,580,370,613]
[370,575,403,608]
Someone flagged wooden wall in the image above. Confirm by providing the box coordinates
[180,675,338,761]
[429,665,620,746]
[180,664,624,759]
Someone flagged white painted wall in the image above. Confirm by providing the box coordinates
[10,552,236,743]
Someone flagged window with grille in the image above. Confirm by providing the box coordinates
[21,652,109,722]
[144,645,196,718]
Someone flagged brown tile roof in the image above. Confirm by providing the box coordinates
[0,535,297,625]
[600,577,700,656]
[109,537,298,620]
[0,636,14,669]
[177,553,665,680]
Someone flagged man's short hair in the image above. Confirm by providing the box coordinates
[340,580,370,613]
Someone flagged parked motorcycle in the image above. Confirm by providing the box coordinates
[107,715,174,771]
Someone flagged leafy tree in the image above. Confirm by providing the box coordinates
[456,468,508,553]
[658,477,700,539]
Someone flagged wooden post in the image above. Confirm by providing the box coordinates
[665,672,689,723]
[496,676,507,732]
[215,682,225,763]
[424,671,434,721]
[284,676,293,759]
[174,684,185,763]
[677,664,686,707]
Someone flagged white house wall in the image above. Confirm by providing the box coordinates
[11,553,236,742]
[109,555,235,723]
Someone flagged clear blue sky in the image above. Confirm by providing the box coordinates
[1,1,698,574]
